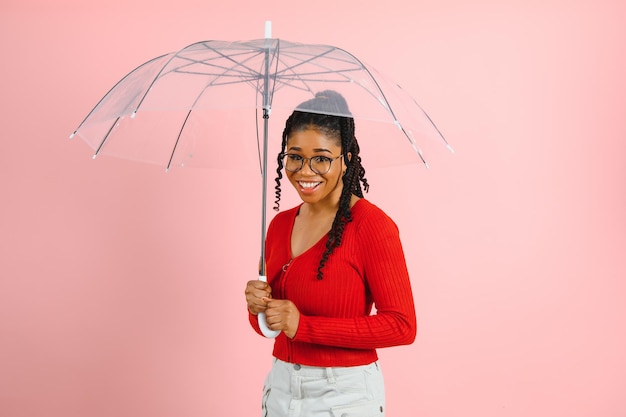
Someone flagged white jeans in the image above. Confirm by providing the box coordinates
[261,359,385,417]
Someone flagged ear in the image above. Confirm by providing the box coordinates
[342,152,351,174]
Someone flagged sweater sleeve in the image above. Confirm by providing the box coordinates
[246,209,288,338]
[248,311,264,336]
[292,209,417,349]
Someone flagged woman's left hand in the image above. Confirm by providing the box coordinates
[262,297,300,339]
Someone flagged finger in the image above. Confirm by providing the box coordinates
[250,286,272,301]
[249,291,270,302]
[249,298,270,313]
[248,294,269,308]
[247,281,270,291]
[247,285,271,297]
[265,314,282,329]
[264,298,292,310]
[263,297,282,307]
[264,307,285,325]
[249,294,271,306]
[264,305,279,318]
[252,298,269,308]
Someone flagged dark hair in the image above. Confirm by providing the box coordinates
[273,90,369,279]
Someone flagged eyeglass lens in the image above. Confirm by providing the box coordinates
[284,155,332,174]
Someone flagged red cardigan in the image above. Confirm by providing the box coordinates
[249,199,416,367]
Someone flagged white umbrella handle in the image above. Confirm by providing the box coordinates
[258,275,281,338]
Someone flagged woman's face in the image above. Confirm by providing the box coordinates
[284,128,346,207]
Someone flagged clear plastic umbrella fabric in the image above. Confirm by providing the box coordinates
[71,38,451,172]
[70,35,453,338]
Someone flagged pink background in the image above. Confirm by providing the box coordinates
[1,1,625,416]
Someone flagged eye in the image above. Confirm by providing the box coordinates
[287,154,303,161]
[312,156,332,163]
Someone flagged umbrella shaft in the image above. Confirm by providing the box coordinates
[259,107,270,276]
[259,44,273,277]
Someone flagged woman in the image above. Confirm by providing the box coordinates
[245,90,416,417]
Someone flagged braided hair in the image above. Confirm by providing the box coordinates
[273,91,369,279]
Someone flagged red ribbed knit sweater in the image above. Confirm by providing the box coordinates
[249,198,416,367]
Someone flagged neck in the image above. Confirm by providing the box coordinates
[302,193,359,217]
[302,198,340,217]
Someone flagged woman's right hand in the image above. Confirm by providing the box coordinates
[245,280,272,316]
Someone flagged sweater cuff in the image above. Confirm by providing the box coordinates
[291,314,309,342]
[248,310,263,336]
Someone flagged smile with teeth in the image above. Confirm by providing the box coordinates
[298,181,321,189]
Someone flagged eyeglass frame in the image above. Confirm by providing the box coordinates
[281,153,344,175]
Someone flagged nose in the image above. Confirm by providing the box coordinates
[299,159,317,175]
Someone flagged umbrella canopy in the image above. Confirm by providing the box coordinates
[70,22,451,337]
[71,25,450,172]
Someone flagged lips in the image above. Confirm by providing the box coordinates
[297,181,321,193]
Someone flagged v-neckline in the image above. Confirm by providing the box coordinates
[287,204,329,259]
[286,199,364,260]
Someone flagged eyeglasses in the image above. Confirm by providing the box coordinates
[282,153,344,175]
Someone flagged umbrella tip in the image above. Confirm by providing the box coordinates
[446,144,455,153]
[265,21,272,38]
[69,132,76,139]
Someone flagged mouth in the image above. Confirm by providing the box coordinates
[297,181,322,193]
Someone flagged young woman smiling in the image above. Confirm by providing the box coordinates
[245,91,416,417]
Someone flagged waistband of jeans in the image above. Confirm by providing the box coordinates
[273,358,379,377]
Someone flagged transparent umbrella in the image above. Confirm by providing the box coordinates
[70,22,452,337]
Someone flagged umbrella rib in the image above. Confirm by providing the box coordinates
[92,116,120,158]
[163,78,245,170]
[171,43,277,95]
[193,43,267,79]
[271,69,362,93]
[131,43,207,116]
[277,43,443,165]
[70,53,169,137]
[131,43,377,109]
[273,46,339,79]
[275,46,361,76]
[167,49,264,79]
[166,110,192,172]
[199,42,276,95]
[164,42,278,170]
[274,45,431,148]
[270,47,374,95]
[268,47,341,96]
[334,46,432,164]
[131,41,265,115]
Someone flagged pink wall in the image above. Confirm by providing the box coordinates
[1,1,625,416]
